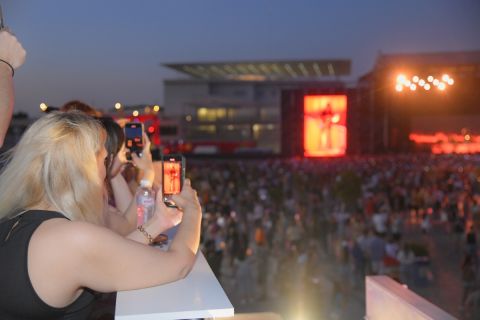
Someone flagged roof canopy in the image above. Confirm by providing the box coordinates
[164,60,351,80]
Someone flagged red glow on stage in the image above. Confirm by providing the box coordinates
[304,95,347,157]
[409,132,480,154]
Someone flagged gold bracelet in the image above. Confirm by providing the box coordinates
[137,225,154,245]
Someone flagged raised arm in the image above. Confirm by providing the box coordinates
[0,31,26,147]
[76,179,201,292]
[103,136,155,235]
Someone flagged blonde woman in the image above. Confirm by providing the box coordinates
[0,112,201,319]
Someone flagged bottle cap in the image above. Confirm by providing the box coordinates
[140,179,152,188]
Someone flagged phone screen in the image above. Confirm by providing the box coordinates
[163,161,181,195]
[125,123,144,158]
[162,154,185,207]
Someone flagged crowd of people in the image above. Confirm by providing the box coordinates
[190,155,480,317]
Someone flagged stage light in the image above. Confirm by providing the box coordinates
[465,134,471,141]
[438,82,446,90]
[424,84,431,90]
[114,102,122,110]
[395,84,403,92]
[153,105,160,112]
[132,110,139,116]
[427,76,434,82]
[412,76,419,83]
[447,78,454,85]
[410,84,417,91]
[433,79,440,86]
[418,79,426,86]
[442,74,450,82]
[40,103,48,112]
[405,80,412,87]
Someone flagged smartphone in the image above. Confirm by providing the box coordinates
[124,122,144,161]
[161,154,186,208]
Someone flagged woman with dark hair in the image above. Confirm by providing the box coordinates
[97,116,155,235]
[59,101,156,236]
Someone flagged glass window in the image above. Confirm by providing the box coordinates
[186,125,217,140]
[197,108,227,122]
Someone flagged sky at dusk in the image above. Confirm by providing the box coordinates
[3,0,480,116]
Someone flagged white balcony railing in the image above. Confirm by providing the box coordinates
[115,249,234,320]
[366,276,457,320]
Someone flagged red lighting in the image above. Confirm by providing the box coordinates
[304,95,347,157]
[148,125,155,134]
[409,132,480,154]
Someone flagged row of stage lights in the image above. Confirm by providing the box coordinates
[395,74,454,92]
[115,103,161,116]
[40,102,161,115]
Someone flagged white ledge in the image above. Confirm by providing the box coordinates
[366,276,457,320]
[115,249,234,320]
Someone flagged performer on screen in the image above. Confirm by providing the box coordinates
[318,103,338,150]
[168,163,179,193]
[305,98,347,156]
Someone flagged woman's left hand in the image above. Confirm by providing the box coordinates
[154,190,183,231]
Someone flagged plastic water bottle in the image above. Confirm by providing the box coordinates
[136,179,155,226]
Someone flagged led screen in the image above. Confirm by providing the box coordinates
[304,95,347,157]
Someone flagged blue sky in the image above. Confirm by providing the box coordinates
[4,0,480,115]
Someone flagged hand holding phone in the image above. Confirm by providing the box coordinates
[161,154,185,208]
[124,122,144,161]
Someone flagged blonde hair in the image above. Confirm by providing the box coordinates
[0,111,106,223]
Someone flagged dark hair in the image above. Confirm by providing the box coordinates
[97,117,124,174]
[60,100,101,117]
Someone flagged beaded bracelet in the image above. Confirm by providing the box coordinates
[0,59,14,77]
[137,225,154,245]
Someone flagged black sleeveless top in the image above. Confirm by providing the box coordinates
[0,210,96,319]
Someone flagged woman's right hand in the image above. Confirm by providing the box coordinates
[131,133,154,173]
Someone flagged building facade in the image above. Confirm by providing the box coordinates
[163,60,351,154]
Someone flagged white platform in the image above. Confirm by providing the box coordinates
[115,248,234,320]
[366,276,457,320]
